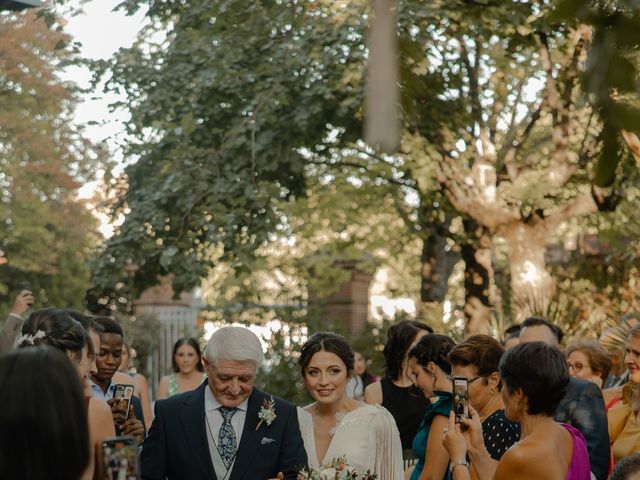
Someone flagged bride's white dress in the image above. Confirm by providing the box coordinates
[297,404,404,480]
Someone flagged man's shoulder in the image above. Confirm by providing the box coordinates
[567,377,603,399]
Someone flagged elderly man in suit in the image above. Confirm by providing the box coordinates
[141,326,307,480]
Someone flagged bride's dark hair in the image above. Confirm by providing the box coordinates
[299,332,354,374]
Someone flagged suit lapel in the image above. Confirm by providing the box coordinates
[231,389,265,480]
[180,381,217,480]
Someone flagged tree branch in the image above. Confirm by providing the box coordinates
[622,130,640,169]
[537,31,577,188]
[544,191,598,227]
[498,102,543,182]
[437,157,519,231]
[460,37,483,133]
[305,158,416,188]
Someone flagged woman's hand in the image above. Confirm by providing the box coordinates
[459,405,485,456]
[442,412,467,460]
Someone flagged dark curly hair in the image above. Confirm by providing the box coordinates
[408,333,455,374]
[299,332,354,375]
[383,320,433,380]
[20,309,88,363]
[171,337,205,373]
[499,341,569,416]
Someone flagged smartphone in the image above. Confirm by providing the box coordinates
[102,435,140,480]
[17,281,32,293]
[453,377,470,423]
[113,384,135,421]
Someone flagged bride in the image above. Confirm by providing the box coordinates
[297,332,404,479]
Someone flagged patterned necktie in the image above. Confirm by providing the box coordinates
[217,407,238,469]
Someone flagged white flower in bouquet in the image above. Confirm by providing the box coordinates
[298,456,376,480]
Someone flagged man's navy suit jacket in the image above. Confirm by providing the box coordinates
[140,382,307,480]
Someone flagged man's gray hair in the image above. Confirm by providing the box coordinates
[205,326,264,367]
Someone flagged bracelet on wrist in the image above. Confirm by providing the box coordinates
[449,458,469,474]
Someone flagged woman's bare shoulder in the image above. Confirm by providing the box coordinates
[88,398,115,439]
[364,380,382,404]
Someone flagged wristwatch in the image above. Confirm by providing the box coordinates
[449,458,469,474]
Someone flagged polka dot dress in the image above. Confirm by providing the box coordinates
[482,409,520,460]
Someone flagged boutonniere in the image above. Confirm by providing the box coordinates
[256,395,277,430]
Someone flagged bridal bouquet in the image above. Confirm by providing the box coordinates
[298,456,377,480]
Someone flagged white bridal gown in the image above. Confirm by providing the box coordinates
[297,404,404,480]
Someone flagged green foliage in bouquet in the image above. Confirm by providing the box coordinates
[298,455,377,480]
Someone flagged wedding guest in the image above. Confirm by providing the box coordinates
[346,351,377,400]
[519,316,609,480]
[443,342,590,480]
[0,347,89,480]
[0,286,34,352]
[608,324,640,463]
[297,332,403,479]
[448,335,519,462]
[408,333,456,480]
[502,324,520,350]
[565,339,612,388]
[365,320,433,457]
[90,316,145,445]
[601,326,630,390]
[156,337,206,400]
[18,308,115,480]
[119,341,154,429]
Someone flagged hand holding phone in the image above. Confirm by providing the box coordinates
[111,384,134,424]
[102,435,140,480]
[12,283,34,316]
[453,377,470,424]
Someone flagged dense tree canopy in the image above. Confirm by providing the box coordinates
[0,10,105,316]
[91,0,640,331]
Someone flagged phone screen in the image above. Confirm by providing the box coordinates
[102,435,140,480]
[453,377,469,423]
[113,384,134,421]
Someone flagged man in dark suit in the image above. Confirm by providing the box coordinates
[520,317,610,480]
[141,326,307,480]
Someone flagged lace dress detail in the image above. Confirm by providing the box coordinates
[297,404,404,480]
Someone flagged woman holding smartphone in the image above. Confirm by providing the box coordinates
[407,333,456,480]
[447,335,519,462]
[443,342,590,480]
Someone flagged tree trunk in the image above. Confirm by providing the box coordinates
[461,219,493,334]
[417,223,458,319]
[501,221,554,322]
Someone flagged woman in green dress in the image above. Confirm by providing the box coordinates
[408,333,456,480]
